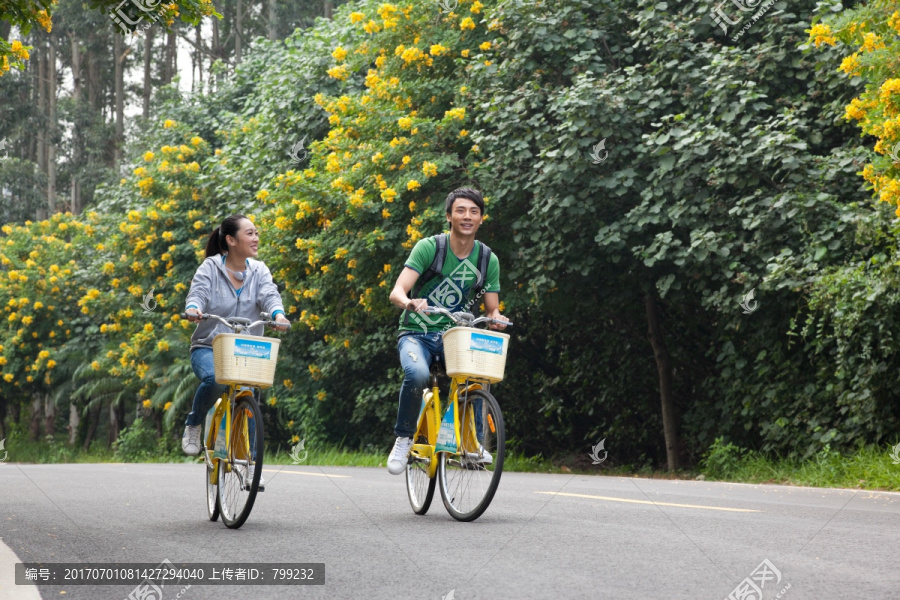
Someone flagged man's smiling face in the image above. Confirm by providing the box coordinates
[447,197,483,237]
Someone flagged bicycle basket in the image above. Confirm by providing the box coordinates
[441,327,510,383]
[212,333,281,388]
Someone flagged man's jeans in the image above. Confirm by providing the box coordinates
[395,332,443,438]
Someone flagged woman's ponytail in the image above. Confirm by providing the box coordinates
[204,226,223,258]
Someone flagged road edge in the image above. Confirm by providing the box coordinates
[0,536,42,600]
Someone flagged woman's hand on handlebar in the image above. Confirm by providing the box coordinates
[185,308,203,322]
[273,314,291,331]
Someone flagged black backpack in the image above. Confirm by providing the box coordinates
[401,233,492,326]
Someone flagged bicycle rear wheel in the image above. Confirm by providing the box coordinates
[406,436,436,515]
[438,389,505,522]
[217,394,264,529]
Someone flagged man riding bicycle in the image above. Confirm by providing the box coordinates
[387,187,508,475]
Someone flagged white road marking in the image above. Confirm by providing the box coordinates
[264,469,350,478]
[535,491,761,512]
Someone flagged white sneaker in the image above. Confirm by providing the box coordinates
[182,425,201,456]
[387,437,414,475]
[466,445,493,465]
[245,465,265,491]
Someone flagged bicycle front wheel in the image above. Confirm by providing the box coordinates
[206,457,219,521]
[217,394,264,529]
[438,389,505,522]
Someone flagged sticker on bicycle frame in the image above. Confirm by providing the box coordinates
[233,339,272,360]
[470,333,504,355]
[435,405,457,453]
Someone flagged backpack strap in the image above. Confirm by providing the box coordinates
[470,241,491,300]
[402,233,448,325]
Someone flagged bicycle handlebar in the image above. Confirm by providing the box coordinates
[180,311,291,332]
[421,305,513,328]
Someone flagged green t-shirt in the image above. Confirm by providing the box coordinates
[399,235,501,333]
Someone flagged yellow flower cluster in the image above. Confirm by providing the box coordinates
[808,23,836,47]
[10,41,29,60]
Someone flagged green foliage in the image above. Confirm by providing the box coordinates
[700,437,750,479]
[2,0,900,470]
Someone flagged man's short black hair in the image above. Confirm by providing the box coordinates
[445,187,485,215]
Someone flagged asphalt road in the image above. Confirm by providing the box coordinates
[1,462,898,600]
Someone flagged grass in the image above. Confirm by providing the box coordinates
[4,425,898,492]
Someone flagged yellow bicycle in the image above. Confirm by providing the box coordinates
[182,311,288,529]
[406,307,512,522]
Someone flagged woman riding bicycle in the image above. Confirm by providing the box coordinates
[181,214,290,464]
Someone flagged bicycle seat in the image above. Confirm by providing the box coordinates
[228,317,252,326]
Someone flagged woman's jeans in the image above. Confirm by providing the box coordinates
[395,332,443,438]
[185,348,227,428]
[186,348,259,457]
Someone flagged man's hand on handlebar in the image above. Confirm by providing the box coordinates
[405,298,429,313]
[487,309,509,331]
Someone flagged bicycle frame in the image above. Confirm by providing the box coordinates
[203,384,256,486]
[410,374,488,478]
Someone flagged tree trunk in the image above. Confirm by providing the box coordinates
[114,34,125,165]
[0,396,7,441]
[211,9,220,89]
[43,393,55,438]
[47,37,57,216]
[10,400,20,426]
[109,401,122,446]
[30,395,43,441]
[163,29,176,85]
[36,40,46,220]
[196,25,203,89]
[235,0,242,65]
[324,0,334,19]
[82,404,101,451]
[143,26,153,119]
[70,33,82,214]
[67,403,80,446]
[645,290,680,472]
[268,0,277,40]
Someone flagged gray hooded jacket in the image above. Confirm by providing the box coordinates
[184,254,285,352]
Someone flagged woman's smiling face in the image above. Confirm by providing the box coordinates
[227,218,259,257]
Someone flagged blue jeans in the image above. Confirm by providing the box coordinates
[186,347,260,459]
[186,348,227,427]
[395,332,444,438]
